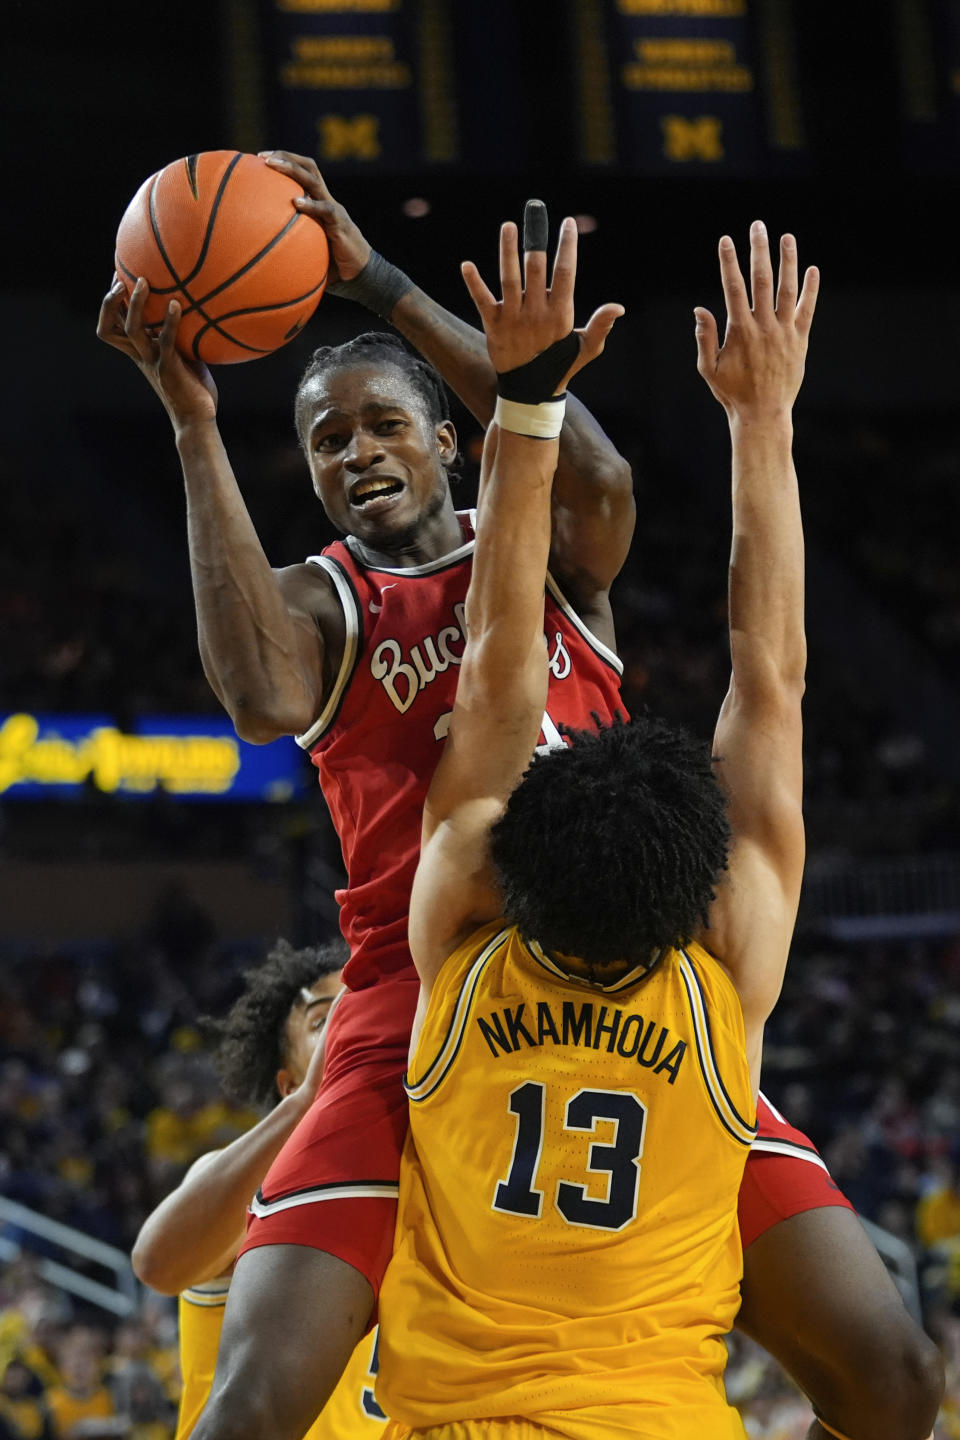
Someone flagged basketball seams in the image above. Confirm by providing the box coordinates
[186,228,328,359]
[147,176,195,295]
[184,154,201,202]
[140,151,243,307]
[184,217,328,359]
[179,151,245,290]
[204,279,329,320]
[185,213,318,313]
[143,193,320,360]
[115,150,329,364]
[189,281,327,360]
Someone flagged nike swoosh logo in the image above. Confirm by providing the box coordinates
[369,583,397,614]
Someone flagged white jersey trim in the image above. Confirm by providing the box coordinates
[250,1180,399,1219]
[344,535,475,577]
[296,556,362,750]
[544,570,623,676]
[344,509,478,577]
[406,928,511,1103]
[181,1278,231,1307]
[757,1089,788,1125]
[750,1137,829,1171]
[678,950,757,1147]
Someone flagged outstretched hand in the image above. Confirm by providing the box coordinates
[96,277,218,430]
[695,220,819,421]
[260,150,371,286]
[461,209,623,394]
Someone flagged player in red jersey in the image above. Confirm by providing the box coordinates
[97,190,632,1440]
[97,166,942,1440]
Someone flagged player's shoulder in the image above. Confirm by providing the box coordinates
[180,1148,223,1183]
[274,559,343,625]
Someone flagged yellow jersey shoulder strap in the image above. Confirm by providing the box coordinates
[677,944,756,1146]
[406,923,511,1103]
[180,1276,231,1309]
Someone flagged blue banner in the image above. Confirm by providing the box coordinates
[0,714,308,803]
[259,0,526,172]
[570,0,807,176]
[264,0,459,172]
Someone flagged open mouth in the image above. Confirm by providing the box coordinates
[349,477,404,508]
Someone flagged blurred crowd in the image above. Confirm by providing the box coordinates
[799,412,960,674]
[0,1290,179,1440]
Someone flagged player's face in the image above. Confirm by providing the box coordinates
[301,363,457,547]
[281,971,344,1088]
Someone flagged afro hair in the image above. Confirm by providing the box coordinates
[489,714,731,976]
[202,937,347,1108]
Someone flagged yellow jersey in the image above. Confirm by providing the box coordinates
[177,1278,387,1440]
[377,923,756,1435]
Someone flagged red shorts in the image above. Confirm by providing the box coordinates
[239,974,419,1297]
[738,1091,854,1249]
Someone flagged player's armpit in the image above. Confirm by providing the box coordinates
[696,834,801,1060]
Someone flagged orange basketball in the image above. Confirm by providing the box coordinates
[114,151,329,365]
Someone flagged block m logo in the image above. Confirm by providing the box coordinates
[661,115,724,163]
[318,114,381,161]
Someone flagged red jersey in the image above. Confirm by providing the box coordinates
[298,513,624,1005]
[754,1091,832,1169]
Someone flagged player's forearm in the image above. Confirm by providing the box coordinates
[726,412,806,695]
[550,395,634,516]
[392,290,633,557]
[467,426,556,655]
[131,1094,310,1294]
[391,287,498,422]
[176,420,319,741]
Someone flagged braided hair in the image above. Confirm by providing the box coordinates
[294,332,452,452]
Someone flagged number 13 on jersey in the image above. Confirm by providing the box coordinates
[493,1082,647,1232]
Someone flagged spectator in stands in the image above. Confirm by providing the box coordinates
[917,1152,960,1326]
[918,1156,960,1251]
[44,1327,114,1440]
[0,1352,53,1440]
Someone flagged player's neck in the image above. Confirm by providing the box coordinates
[349,501,466,570]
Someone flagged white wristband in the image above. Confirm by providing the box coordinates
[494,394,566,439]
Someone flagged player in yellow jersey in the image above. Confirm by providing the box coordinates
[131,939,387,1440]
[375,210,816,1440]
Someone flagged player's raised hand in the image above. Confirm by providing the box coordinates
[97,277,218,430]
[695,220,819,421]
[461,202,623,394]
[260,149,372,285]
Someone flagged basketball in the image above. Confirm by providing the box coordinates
[114,150,329,365]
